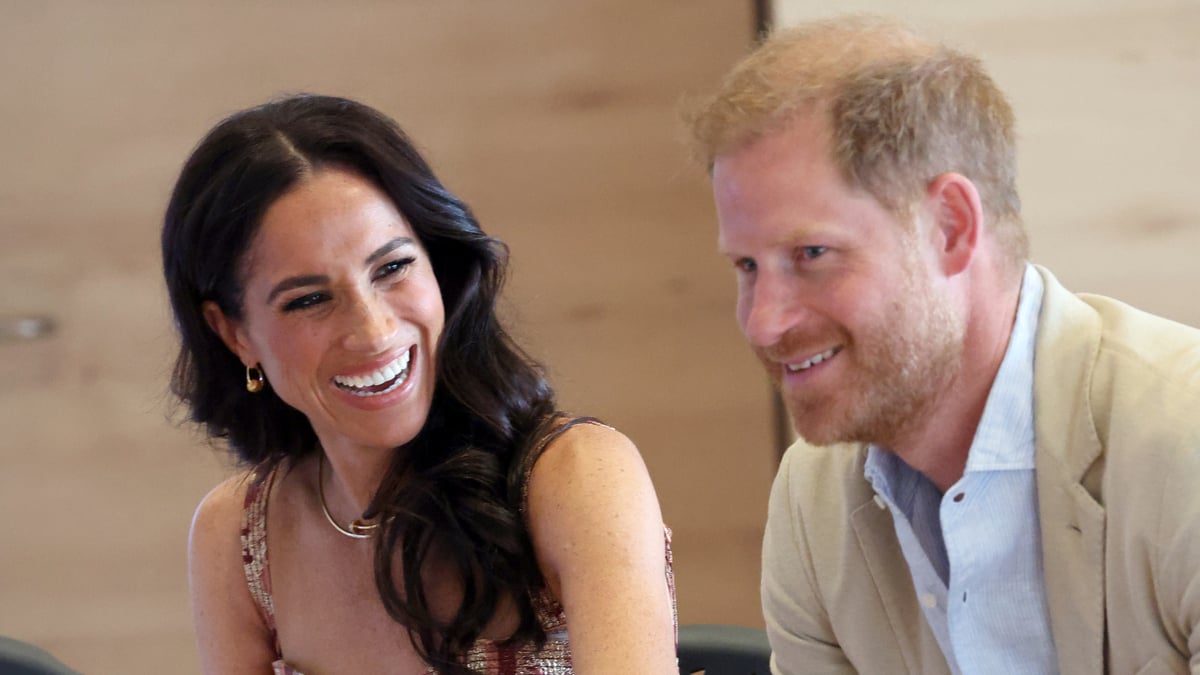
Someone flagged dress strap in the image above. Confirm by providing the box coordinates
[240,466,283,656]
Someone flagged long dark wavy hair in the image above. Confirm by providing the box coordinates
[162,94,557,672]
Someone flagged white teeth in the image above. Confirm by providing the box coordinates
[368,365,389,386]
[334,350,412,395]
[786,347,838,373]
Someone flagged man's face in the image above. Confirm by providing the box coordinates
[713,114,964,448]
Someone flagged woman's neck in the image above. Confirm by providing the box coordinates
[317,439,396,517]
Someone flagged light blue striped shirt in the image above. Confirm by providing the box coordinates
[863,265,1057,674]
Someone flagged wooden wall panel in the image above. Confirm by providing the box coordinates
[0,3,767,672]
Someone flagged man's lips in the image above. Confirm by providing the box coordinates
[784,346,842,373]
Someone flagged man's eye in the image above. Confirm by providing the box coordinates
[734,258,757,273]
[283,292,329,312]
[799,246,827,261]
[374,257,415,281]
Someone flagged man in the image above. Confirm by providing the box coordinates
[686,15,1200,675]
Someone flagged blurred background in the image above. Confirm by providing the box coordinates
[0,1,1197,673]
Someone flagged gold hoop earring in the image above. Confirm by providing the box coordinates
[246,365,265,393]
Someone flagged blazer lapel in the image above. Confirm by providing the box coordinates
[1032,266,1107,674]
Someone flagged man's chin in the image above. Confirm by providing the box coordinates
[788,405,852,447]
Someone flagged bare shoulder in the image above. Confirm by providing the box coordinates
[528,420,646,482]
[188,471,259,606]
[525,422,677,672]
[189,471,279,673]
[524,418,666,591]
[190,472,255,555]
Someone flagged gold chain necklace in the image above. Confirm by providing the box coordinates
[317,454,379,540]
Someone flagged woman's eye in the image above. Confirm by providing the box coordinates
[374,257,415,281]
[282,292,329,312]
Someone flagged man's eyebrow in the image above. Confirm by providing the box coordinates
[718,225,827,257]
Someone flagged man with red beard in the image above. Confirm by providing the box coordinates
[687,15,1200,675]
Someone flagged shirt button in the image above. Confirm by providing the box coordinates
[952,492,965,503]
[921,593,937,609]
[873,495,887,510]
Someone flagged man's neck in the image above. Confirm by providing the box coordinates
[888,270,1025,493]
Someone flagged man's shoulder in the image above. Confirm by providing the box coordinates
[1036,264,1200,386]
[1065,292,1200,427]
[1036,269,1200,412]
[1037,277,1200,486]
[1081,293,1200,386]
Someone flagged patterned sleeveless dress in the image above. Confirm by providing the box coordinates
[239,419,676,674]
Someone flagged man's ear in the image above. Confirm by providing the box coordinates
[202,301,256,367]
[924,172,982,277]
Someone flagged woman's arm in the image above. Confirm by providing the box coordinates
[188,476,280,674]
[525,422,677,674]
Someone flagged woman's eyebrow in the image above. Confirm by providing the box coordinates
[366,236,415,265]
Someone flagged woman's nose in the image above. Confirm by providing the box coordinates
[341,295,399,352]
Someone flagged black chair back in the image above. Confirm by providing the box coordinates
[678,623,772,675]
[0,637,81,675]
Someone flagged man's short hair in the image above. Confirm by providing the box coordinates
[686,15,1029,266]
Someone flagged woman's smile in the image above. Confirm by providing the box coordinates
[333,346,412,396]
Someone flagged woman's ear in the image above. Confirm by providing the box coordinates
[202,301,256,367]
[923,172,983,277]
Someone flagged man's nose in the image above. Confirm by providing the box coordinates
[741,276,802,349]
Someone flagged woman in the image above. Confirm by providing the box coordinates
[163,94,677,674]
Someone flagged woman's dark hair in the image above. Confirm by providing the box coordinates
[162,94,557,672]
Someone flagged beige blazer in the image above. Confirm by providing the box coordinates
[762,266,1200,674]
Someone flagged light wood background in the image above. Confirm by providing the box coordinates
[0,3,770,673]
[770,1,1200,326]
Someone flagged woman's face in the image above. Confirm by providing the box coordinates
[205,168,445,457]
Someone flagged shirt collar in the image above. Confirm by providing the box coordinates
[963,263,1042,472]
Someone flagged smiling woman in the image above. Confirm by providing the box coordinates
[161,94,678,675]
[202,170,445,463]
